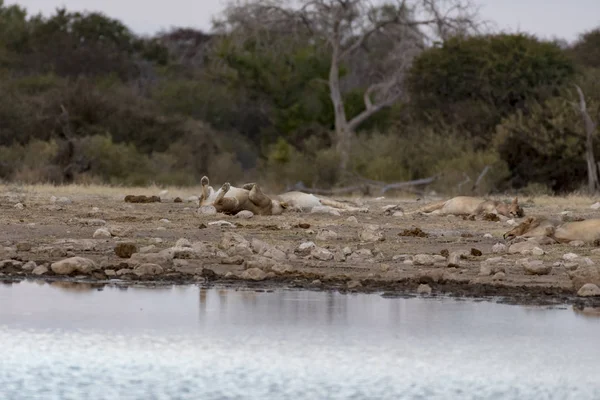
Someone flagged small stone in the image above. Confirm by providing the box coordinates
[563,253,579,261]
[393,254,411,262]
[347,280,362,289]
[296,241,316,254]
[417,284,432,295]
[359,225,384,242]
[316,229,338,241]
[311,247,334,261]
[51,257,97,275]
[342,247,353,256]
[93,228,112,239]
[221,256,244,265]
[105,269,117,277]
[591,202,600,210]
[565,262,579,271]
[198,205,217,215]
[32,265,48,275]
[175,238,192,248]
[523,260,552,275]
[492,243,507,254]
[508,241,539,255]
[531,247,545,256]
[235,210,254,219]
[114,243,138,258]
[16,242,32,252]
[14,203,24,210]
[174,197,183,203]
[470,248,482,257]
[492,271,506,281]
[208,220,236,227]
[392,211,404,217]
[134,263,164,276]
[577,283,600,297]
[240,268,267,281]
[483,233,493,239]
[21,261,37,271]
[569,240,585,247]
[413,254,436,266]
[56,196,72,204]
[346,216,358,223]
[159,218,171,224]
[116,268,133,276]
[187,196,199,203]
[479,265,492,276]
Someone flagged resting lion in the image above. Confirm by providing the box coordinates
[411,196,524,219]
[274,191,368,213]
[199,176,287,215]
[503,216,600,244]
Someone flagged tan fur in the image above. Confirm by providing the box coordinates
[413,196,524,218]
[503,216,600,243]
[274,191,368,213]
[199,176,286,215]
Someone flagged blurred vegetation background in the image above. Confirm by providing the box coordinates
[0,0,599,196]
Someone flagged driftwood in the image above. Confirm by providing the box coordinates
[287,174,439,196]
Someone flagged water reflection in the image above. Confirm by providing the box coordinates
[1,281,599,399]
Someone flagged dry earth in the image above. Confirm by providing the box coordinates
[2,183,600,309]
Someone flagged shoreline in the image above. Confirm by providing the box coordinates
[2,272,599,309]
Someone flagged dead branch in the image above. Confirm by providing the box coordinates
[472,165,490,191]
[457,172,471,191]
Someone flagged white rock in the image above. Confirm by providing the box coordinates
[590,202,600,210]
[342,247,353,256]
[523,260,552,275]
[32,265,48,275]
[577,283,600,297]
[14,203,24,210]
[159,218,171,224]
[310,247,334,261]
[159,190,168,197]
[93,228,112,239]
[198,205,217,215]
[506,219,517,226]
[187,196,199,203]
[208,220,236,227]
[235,210,254,219]
[134,263,164,276]
[569,240,585,247]
[240,268,267,281]
[531,247,545,256]
[175,238,192,248]
[417,284,432,295]
[492,243,507,254]
[51,257,97,275]
[413,254,436,266]
[359,225,384,242]
[21,261,37,271]
[563,253,579,261]
[392,211,404,217]
[316,229,338,241]
[483,233,493,239]
[346,216,358,223]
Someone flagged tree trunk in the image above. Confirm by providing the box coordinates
[328,43,351,173]
[586,134,599,193]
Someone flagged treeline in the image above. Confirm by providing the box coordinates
[0,0,599,194]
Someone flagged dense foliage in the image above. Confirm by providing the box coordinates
[0,1,598,193]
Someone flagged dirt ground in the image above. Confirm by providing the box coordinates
[1,183,600,309]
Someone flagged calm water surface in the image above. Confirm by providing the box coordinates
[1,281,599,400]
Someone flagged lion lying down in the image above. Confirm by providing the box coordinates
[199,177,287,215]
[411,196,524,219]
[199,176,367,215]
[503,216,600,244]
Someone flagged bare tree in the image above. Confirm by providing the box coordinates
[217,0,480,173]
[572,85,599,193]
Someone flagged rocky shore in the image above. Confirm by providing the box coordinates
[2,190,600,308]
